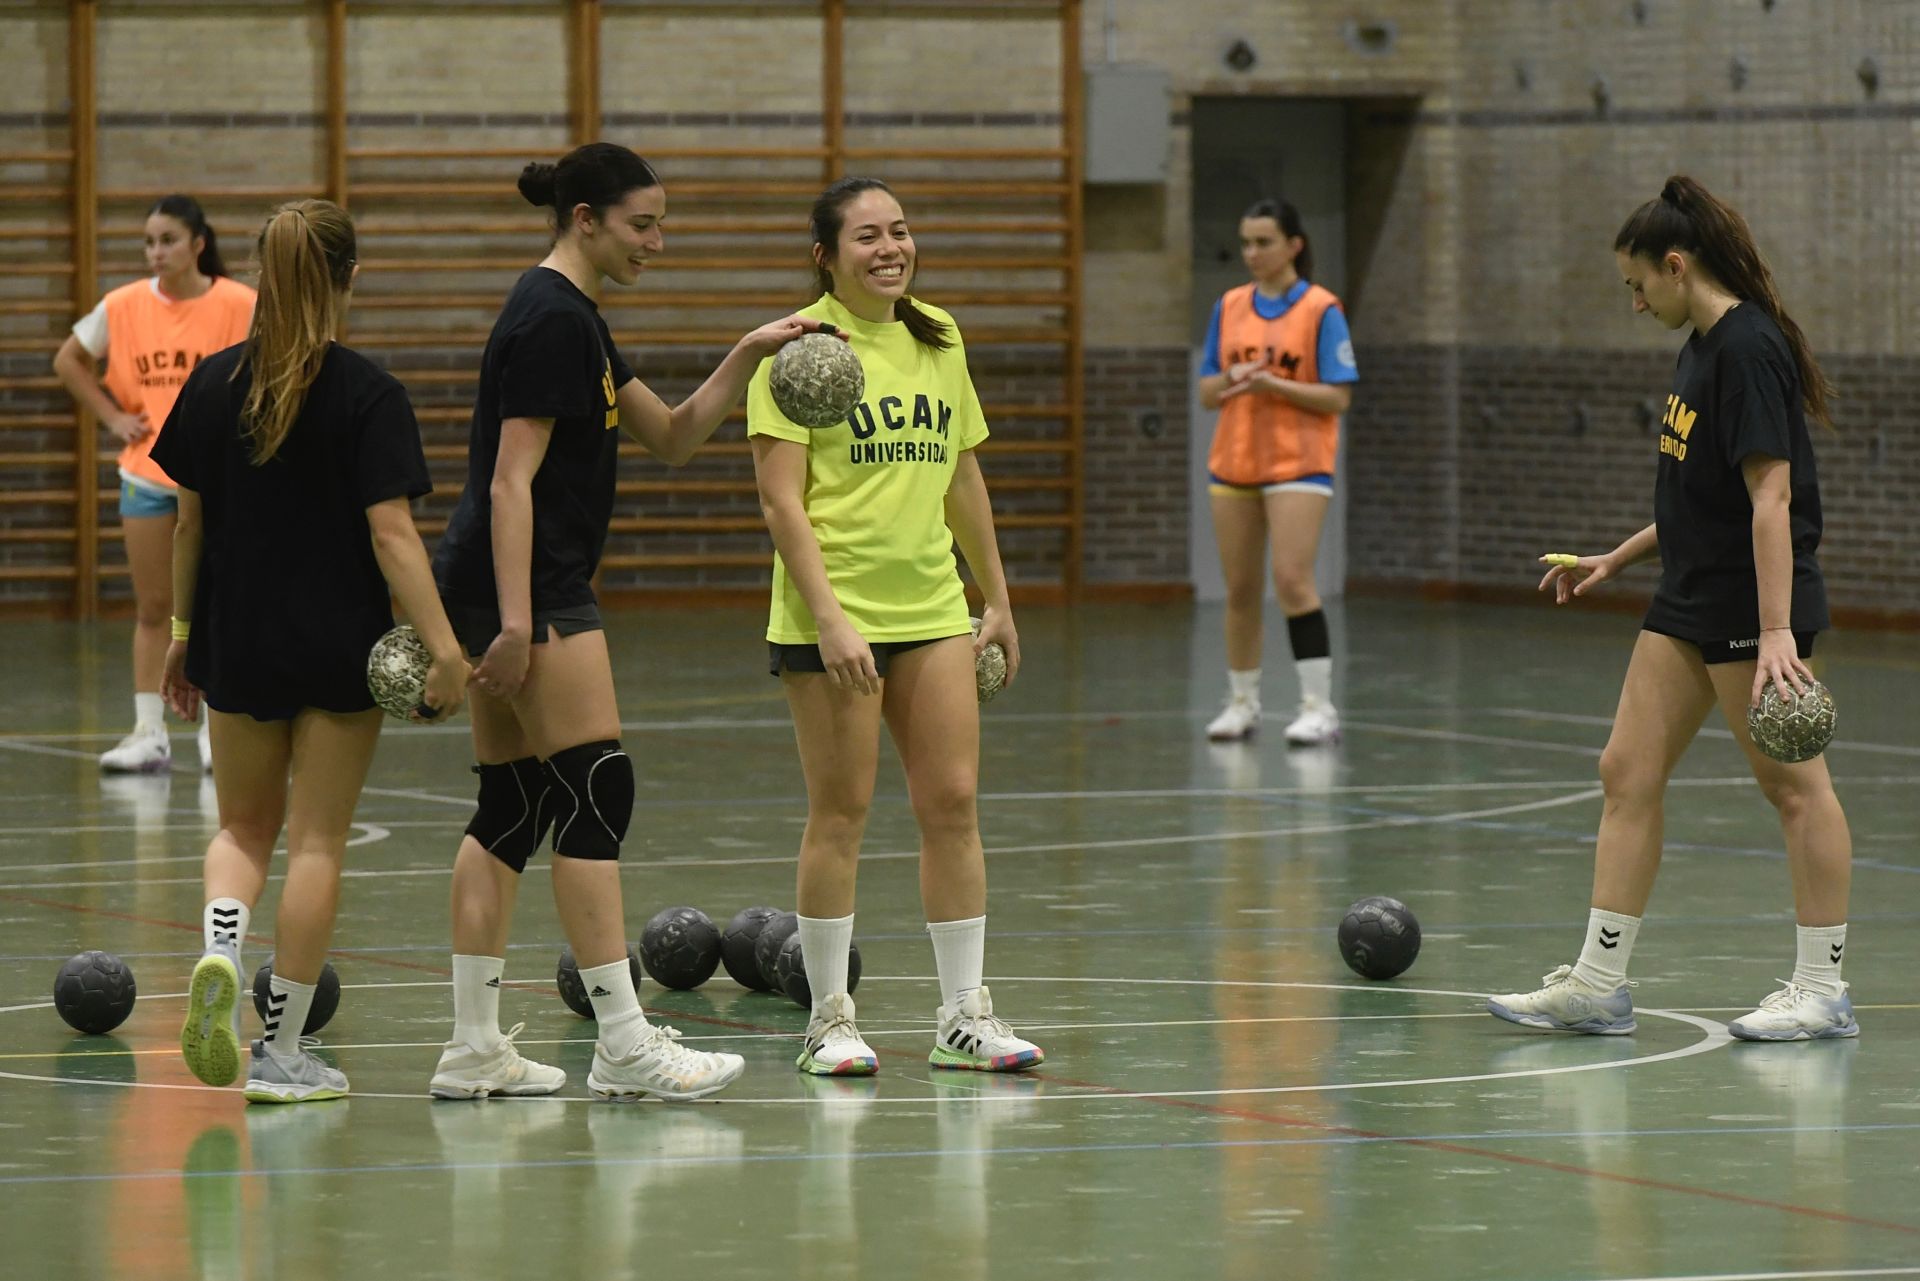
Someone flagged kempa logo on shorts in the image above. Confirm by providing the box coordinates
[1727,638,1759,648]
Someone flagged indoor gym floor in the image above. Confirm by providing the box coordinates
[0,597,1915,1281]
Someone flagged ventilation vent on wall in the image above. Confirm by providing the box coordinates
[1341,20,1397,57]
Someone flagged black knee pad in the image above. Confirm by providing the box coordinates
[544,740,632,861]
[466,756,553,873]
[1286,608,1331,661]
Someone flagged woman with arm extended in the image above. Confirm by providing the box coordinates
[1489,176,1855,1043]
[426,143,831,1102]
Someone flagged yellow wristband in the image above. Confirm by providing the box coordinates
[169,616,191,641]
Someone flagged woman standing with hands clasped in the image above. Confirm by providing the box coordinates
[1489,176,1856,1044]
[1196,198,1358,747]
[158,199,467,1102]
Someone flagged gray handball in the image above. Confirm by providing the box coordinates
[970,617,1007,704]
[1747,677,1836,764]
[367,624,431,720]
[769,333,865,428]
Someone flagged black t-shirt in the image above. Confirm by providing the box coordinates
[433,268,636,610]
[149,342,432,719]
[1644,303,1828,641]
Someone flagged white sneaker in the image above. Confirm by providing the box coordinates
[1729,981,1860,1042]
[1284,697,1341,746]
[1488,964,1637,1034]
[1206,695,1261,741]
[197,718,213,773]
[796,993,878,1076]
[930,985,1044,1072]
[429,1023,568,1098]
[100,724,171,774]
[587,1020,745,1102]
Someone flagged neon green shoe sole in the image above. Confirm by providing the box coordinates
[181,954,243,1087]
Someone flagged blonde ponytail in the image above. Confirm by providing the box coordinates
[239,199,356,463]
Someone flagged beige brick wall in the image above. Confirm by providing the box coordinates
[348,11,565,114]
[98,11,321,113]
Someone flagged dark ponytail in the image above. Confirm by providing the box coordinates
[1615,175,1834,430]
[519,142,660,236]
[808,175,952,351]
[1242,198,1313,280]
[148,193,226,279]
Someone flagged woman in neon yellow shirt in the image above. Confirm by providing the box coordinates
[749,176,1044,1078]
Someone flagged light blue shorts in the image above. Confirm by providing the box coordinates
[119,481,177,519]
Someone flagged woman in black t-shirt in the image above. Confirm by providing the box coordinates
[1489,176,1857,1044]
[425,142,832,1103]
[156,200,469,1102]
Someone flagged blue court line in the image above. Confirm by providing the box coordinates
[6,1119,1920,1188]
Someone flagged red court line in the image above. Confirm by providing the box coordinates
[1042,1069,1920,1238]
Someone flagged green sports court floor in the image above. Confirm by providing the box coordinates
[1,598,1915,1281]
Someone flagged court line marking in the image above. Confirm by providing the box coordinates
[0,978,1731,1103]
[1489,705,1920,759]
[1594,1271,1920,1281]
[11,704,1920,761]
[10,974,1913,1237]
[0,786,1612,890]
[5,1127,1920,1193]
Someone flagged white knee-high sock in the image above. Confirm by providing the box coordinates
[203,898,248,964]
[927,916,986,1010]
[797,913,854,1015]
[452,954,505,1050]
[262,975,314,1059]
[1570,909,1640,990]
[1793,924,1847,997]
[581,958,646,1042]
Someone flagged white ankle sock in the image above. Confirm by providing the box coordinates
[1295,656,1333,707]
[263,974,314,1058]
[927,916,986,1010]
[134,692,164,734]
[1793,924,1847,997]
[203,898,247,964]
[797,913,854,1015]
[1228,669,1261,703]
[581,958,645,1041]
[1570,908,1640,990]
[452,954,505,1050]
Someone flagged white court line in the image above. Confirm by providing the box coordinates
[0,977,1731,1105]
[1488,706,1920,758]
[1598,1270,1920,1281]
[0,788,1606,890]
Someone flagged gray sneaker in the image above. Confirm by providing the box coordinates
[243,1038,349,1104]
[1729,981,1860,1041]
[1487,964,1637,1034]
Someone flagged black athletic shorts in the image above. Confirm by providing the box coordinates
[1644,625,1816,665]
[768,634,960,678]
[444,599,603,660]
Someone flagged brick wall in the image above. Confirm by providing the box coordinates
[6,2,1920,614]
[1342,345,1920,617]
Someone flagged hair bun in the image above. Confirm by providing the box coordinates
[517,162,559,207]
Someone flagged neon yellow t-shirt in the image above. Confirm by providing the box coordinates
[747,292,990,643]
